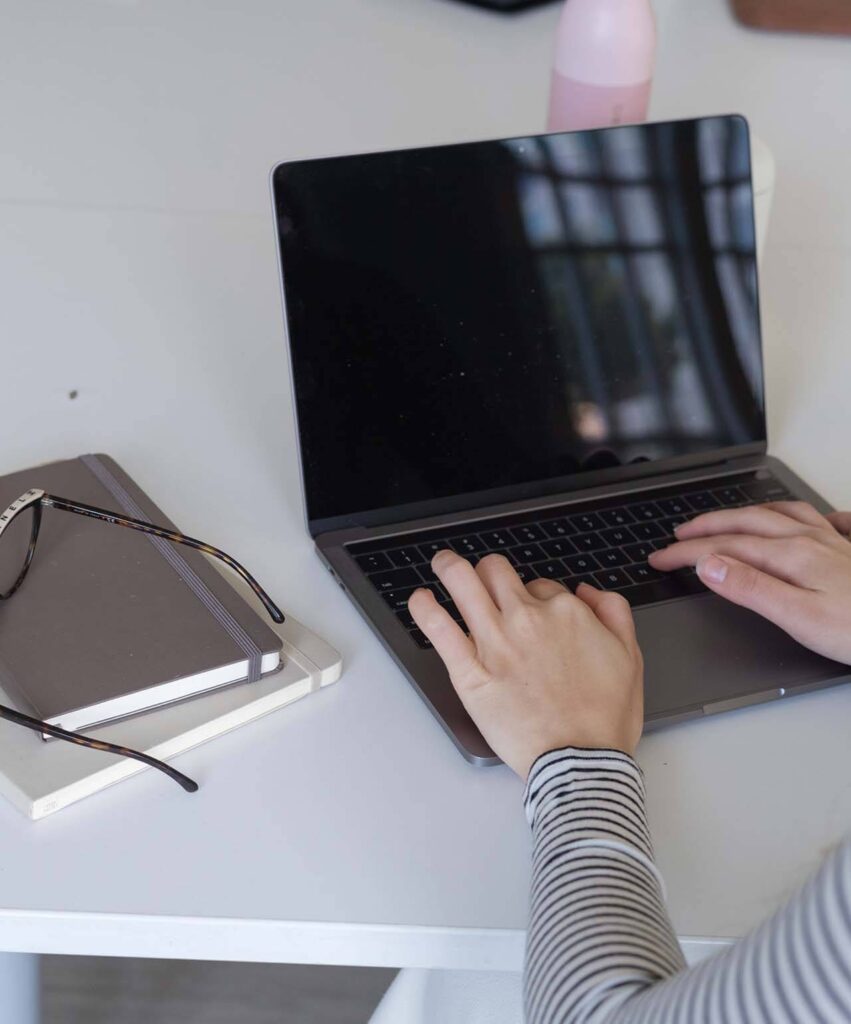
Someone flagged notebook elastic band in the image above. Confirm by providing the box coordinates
[80,455,263,683]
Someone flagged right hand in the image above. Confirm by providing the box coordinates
[649,503,851,665]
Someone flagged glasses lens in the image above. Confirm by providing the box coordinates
[0,505,35,596]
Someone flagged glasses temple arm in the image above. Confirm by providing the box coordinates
[0,704,198,793]
[45,495,285,624]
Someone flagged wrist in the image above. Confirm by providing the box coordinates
[524,743,637,785]
[523,735,637,782]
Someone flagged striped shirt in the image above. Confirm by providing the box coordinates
[523,747,851,1023]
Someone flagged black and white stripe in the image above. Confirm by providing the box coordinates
[523,747,851,1023]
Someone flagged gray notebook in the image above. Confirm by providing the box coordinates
[0,454,283,732]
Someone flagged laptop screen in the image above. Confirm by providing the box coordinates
[274,115,765,527]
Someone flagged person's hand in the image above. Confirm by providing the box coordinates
[407,551,644,779]
[649,502,851,665]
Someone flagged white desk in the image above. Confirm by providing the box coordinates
[1,0,850,1019]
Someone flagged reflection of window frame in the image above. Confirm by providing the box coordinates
[520,121,759,449]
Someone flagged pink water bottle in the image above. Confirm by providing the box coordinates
[547,0,657,133]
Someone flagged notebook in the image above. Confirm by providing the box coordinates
[0,454,284,732]
[0,612,341,819]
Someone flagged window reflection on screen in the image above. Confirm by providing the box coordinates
[274,116,765,523]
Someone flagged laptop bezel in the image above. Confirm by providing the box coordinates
[303,441,767,539]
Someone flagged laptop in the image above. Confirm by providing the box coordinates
[271,114,849,764]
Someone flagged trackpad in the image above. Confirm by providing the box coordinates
[636,593,849,718]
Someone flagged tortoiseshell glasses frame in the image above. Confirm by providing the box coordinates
[0,488,285,794]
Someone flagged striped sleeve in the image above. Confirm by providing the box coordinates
[523,746,851,1024]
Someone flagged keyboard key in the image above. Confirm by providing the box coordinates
[477,549,513,564]
[479,529,515,550]
[687,491,721,512]
[573,531,607,552]
[514,565,537,583]
[541,537,576,558]
[629,501,662,521]
[563,553,600,574]
[592,569,632,590]
[570,512,605,533]
[387,546,423,568]
[599,507,634,527]
[712,486,746,506]
[600,526,635,547]
[623,541,658,563]
[449,535,485,556]
[417,540,450,561]
[396,608,416,629]
[511,524,546,544]
[656,497,690,516]
[410,629,433,650]
[369,567,422,592]
[630,522,664,541]
[530,559,568,581]
[659,516,687,535]
[626,564,665,584]
[540,518,575,538]
[564,574,595,592]
[354,551,392,574]
[511,543,547,564]
[598,548,630,568]
[417,562,439,583]
[382,584,441,611]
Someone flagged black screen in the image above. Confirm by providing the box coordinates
[274,116,765,526]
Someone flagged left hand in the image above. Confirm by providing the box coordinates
[407,551,644,779]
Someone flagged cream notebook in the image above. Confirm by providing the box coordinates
[0,613,341,820]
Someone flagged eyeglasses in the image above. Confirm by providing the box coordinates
[0,488,285,794]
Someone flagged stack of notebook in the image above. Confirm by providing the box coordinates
[0,454,341,819]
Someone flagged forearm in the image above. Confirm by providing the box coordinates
[523,747,685,1023]
[524,747,851,1024]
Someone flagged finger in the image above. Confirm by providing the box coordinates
[760,501,833,530]
[826,511,851,538]
[694,553,809,629]
[475,553,530,609]
[650,534,802,584]
[431,549,501,638]
[674,505,818,542]
[408,587,478,675]
[526,577,567,601]
[574,583,638,651]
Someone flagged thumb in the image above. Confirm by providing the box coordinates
[696,553,805,630]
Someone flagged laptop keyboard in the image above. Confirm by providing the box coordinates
[347,473,794,649]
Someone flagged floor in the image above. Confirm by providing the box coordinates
[41,957,397,1024]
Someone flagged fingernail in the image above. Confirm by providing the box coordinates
[697,554,727,583]
[432,549,454,567]
[673,523,684,534]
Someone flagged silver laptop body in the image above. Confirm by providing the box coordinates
[272,115,849,764]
